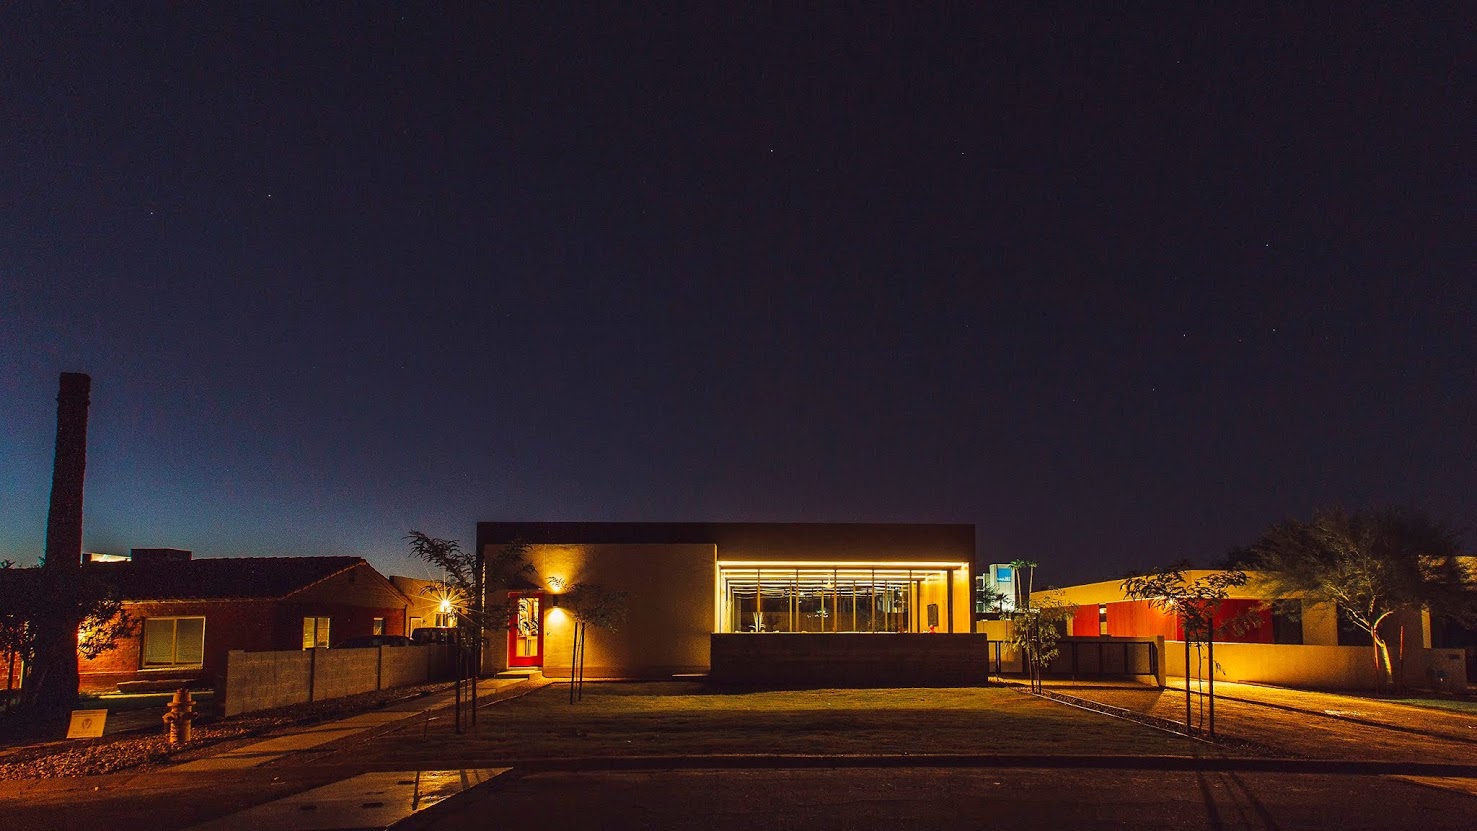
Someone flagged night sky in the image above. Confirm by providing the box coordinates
[2,6,1472,586]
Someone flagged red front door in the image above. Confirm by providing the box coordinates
[508,592,544,667]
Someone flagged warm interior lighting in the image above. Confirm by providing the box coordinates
[718,560,970,570]
[716,562,966,634]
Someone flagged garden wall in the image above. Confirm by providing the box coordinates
[223,645,451,716]
[1165,641,1469,692]
[710,633,990,686]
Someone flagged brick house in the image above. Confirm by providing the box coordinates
[78,550,411,694]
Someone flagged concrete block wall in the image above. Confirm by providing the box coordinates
[710,633,991,686]
[224,644,448,716]
[311,648,380,701]
[381,645,435,689]
[224,650,313,716]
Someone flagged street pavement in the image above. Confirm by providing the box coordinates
[394,767,1477,831]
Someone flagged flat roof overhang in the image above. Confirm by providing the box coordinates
[477,522,976,565]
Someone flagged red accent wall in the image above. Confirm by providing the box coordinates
[1105,600,1180,640]
[1091,599,1274,643]
[1072,604,1100,637]
[1212,599,1274,644]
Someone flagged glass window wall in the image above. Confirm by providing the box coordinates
[717,565,961,633]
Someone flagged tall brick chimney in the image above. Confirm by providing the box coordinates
[23,372,91,708]
[45,373,90,571]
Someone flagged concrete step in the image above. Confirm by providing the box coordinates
[493,668,544,682]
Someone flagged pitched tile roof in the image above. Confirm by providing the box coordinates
[87,556,368,601]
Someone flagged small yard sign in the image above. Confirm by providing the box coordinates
[66,709,107,739]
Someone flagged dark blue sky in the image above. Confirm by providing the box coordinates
[2,6,1472,585]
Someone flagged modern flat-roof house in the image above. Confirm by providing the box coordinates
[476,522,983,685]
[1039,571,1470,691]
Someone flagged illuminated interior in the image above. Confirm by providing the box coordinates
[716,562,967,633]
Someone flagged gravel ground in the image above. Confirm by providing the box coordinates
[0,680,455,780]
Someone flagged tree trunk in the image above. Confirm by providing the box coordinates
[569,621,579,704]
[1207,638,1215,738]
[1395,624,1406,695]
[1184,634,1192,736]
[1370,611,1394,692]
[21,373,90,712]
[577,622,586,701]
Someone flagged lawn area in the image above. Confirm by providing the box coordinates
[1387,696,1477,716]
[357,682,1213,763]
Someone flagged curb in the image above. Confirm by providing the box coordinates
[347,752,1477,778]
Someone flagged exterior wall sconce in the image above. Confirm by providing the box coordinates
[550,593,560,607]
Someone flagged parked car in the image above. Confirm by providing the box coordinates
[410,626,462,645]
[332,634,413,649]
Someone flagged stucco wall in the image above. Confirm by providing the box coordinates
[704,523,974,564]
[710,633,991,686]
[525,543,717,679]
[1167,640,1469,692]
[390,575,445,630]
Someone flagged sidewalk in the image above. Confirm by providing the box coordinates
[1161,679,1477,745]
[0,676,548,831]
[1033,677,1477,766]
[173,676,544,772]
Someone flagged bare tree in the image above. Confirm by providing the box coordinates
[560,583,627,703]
[1122,564,1259,737]
[407,531,534,729]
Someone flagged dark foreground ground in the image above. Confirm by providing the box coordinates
[400,767,1477,831]
[1,680,1473,831]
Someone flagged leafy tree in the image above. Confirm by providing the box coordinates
[1004,559,1074,694]
[0,561,134,713]
[1122,563,1258,737]
[406,531,536,637]
[1251,508,1475,691]
[0,562,35,709]
[407,531,534,730]
[558,582,628,703]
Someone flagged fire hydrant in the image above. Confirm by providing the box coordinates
[163,688,197,745]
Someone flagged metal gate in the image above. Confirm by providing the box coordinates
[990,636,1160,682]
[1047,637,1158,679]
